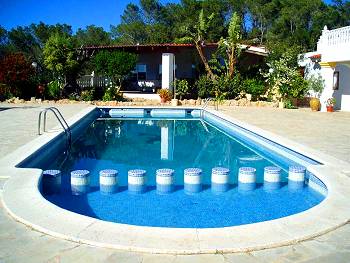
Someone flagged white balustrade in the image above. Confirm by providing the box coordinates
[318,25,350,49]
[317,25,350,63]
[76,75,111,88]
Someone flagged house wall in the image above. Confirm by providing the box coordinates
[315,25,350,111]
[302,56,350,111]
[137,53,162,80]
[334,63,350,111]
[136,48,198,82]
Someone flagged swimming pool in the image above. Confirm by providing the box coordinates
[2,107,349,254]
[21,108,326,228]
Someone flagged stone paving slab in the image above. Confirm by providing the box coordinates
[0,103,349,262]
[220,106,350,163]
[0,103,90,157]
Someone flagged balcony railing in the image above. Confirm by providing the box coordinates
[318,25,350,49]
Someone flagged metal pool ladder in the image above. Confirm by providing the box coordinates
[202,98,214,110]
[200,97,214,119]
[38,107,72,150]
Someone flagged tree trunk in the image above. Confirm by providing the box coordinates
[195,41,216,81]
[228,47,237,79]
[63,73,80,97]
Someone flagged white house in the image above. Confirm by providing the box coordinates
[301,25,350,112]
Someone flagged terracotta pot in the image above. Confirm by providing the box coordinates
[326,106,334,112]
[310,98,321,111]
[160,97,166,103]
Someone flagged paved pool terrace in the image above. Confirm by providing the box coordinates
[0,102,349,262]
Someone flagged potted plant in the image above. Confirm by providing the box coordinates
[157,89,171,103]
[307,74,324,111]
[326,97,336,112]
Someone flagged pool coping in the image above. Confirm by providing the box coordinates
[1,106,350,254]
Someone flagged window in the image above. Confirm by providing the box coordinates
[132,64,147,81]
[136,64,147,80]
[333,71,339,90]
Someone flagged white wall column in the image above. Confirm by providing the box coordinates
[162,53,175,93]
[320,62,336,112]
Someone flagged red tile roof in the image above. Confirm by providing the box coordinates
[310,54,321,59]
[81,43,218,49]
[78,43,268,56]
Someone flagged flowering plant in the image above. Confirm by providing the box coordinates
[326,97,336,107]
[263,56,298,101]
[263,49,308,102]
[157,89,172,102]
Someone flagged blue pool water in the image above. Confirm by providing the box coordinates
[41,117,325,228]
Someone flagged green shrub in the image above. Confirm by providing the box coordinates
[0,84,13,101]
[46,80,61,99]
[80,89,94,101]
[196,74,242,99]
[94,50,138,88]
[218,73,242,99]
[196,75,214,98]
[243,78,266,101]
[174,79,189,100]
[284,99,298,109]
[289,74,309,99]
[102,86,123,101]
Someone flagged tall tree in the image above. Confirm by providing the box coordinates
[93,50,138,88]
[178,9,216,80]
[30,22,72,48]
[111,3,147,44]
[7,26,41,61]
[76,25,111,46]
[0,26,9,58]
[267,0,323,48]
[0,53,35,98]
[111,0,170,44]
[246,0,278,45]
[43,33,80,94]
[219,12,242,78]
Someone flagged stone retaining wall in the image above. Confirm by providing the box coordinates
[4,97,278,108]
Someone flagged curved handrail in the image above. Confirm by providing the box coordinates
[202,97,214,110]
[201,97,215,118]
[38,107,72,150]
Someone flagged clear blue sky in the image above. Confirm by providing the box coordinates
[0,0,333,32]
[0,0,180,32]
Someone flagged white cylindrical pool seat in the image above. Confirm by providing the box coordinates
[128,169,147,194]
[99,169,118,194]
[71,170,90,195]
[288,166,306,190]
[184,168,202,194]
[211,167,230,193]
[238,167,256,191]
[263,166,282,191]
[42,170,61,195]
[156,169,175,194]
